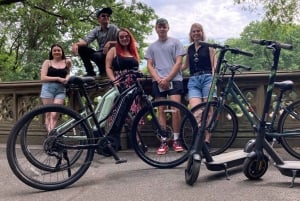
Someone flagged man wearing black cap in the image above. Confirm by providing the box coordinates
[72,7,119,76]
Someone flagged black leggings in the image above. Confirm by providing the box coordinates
[78,46,106,75]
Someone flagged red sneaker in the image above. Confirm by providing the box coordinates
[157,142,168,155]
[173,140,184,152]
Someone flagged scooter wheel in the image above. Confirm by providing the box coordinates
[243,155,269,180]
[185,154,201,186]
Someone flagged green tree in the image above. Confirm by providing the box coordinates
[225,21,300,71]
[0,0,157,81]
[234,0,299,24]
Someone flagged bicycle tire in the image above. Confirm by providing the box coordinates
[278,99,300,159]
[130,100,198,168]
[185,154,201,186]
[20,107,89,172]
[183,101,238,155]
[6,104,94,191]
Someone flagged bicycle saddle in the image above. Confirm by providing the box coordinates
[274,80,293,91]
[67,76,96,86]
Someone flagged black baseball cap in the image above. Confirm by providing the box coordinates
[96,7,113,18]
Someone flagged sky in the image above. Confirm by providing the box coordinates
[136,0,263,44]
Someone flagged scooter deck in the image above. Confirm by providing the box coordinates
[205,150,248,171]
[275,161,300,177]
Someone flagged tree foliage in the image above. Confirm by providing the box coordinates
[234,0,300,24]
[224,21,300,71]
[2,0,300,81]
[0,0,157,81]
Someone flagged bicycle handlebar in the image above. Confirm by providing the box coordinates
[229,64,252,72]
[251,39,293,50]
[198,41,253,57]
[120,69,145,79]
[198,41,224,49]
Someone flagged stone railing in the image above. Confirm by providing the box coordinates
[1,71,300,147]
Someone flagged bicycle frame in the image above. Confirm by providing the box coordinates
[56,85,119,135]
[53,71,165,150]
[223,77,300,137]
[250,40,293,154]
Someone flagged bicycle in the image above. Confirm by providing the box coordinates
[184,46,300,158]
[6,70,198,191]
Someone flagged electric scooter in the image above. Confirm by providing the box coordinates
[184,41,255,185]
[242,39,300,188]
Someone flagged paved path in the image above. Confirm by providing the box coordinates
[1,145,300,201]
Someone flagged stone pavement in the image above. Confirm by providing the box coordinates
[1,144,300,201]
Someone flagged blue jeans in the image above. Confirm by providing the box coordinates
[40,82,66,100]
[187,74,216,99]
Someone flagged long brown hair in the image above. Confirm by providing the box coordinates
[115,28,140,62]
[49,44,66,60]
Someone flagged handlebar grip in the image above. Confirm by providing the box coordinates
[198,41,224,49]
[251,39,266,45]
[228,64,252,72]
[199,41,253,57]
[251,39,293,50]
[279,43,293,50]
[241,50,253,57]
[237,64,252,71]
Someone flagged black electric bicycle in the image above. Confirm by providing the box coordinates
[6,70,198,191]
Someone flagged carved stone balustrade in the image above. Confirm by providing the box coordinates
[1,71,299,147]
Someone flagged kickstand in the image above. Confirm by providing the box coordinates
[63,150,71,177]
[289,170,297,188]
[107,143,127,164]
[224,163,230,180]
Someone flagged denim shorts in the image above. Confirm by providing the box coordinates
[187,74,216,99]
[40,82,66,99]
[152,81,183,98]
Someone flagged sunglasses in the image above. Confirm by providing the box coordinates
[193,53,199,63]
[100,14,110,18]
[119,35,130,40]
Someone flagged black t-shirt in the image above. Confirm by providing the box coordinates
[187,44,212,75]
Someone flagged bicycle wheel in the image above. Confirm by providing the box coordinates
[183,101,238,155]
[6,104,94,191]
[130,100,198,168]
[278,99,300,159]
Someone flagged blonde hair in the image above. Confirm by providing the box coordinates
[189,23,206,43]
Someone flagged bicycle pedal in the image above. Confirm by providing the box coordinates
[115,159,127,164]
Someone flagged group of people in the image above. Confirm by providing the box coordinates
[40,7,216,154]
